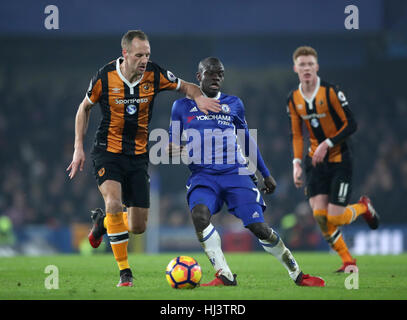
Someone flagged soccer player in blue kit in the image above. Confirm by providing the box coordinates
[167,57,325,287]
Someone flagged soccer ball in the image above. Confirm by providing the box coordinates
[165,256,202,289]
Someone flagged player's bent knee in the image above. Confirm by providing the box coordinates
[129,224,146,234]
[129,218,147,234]
[247,222,271,240]
[127,216,147,234]
[104,198,122,214]
[127,210,148,234]
[191,204,211,232]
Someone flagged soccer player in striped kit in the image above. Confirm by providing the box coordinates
[287,46,380,272]
[66,30,221,287]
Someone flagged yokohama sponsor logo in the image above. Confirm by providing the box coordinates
[115,98,148,104]
[196,114,231,121]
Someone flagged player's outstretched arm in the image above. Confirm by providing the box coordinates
[178,80,221,114]
[66,96,93,179]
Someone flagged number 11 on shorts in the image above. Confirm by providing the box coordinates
[338,182,349,203]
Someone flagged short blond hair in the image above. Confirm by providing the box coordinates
[293,46,318,63]
[121,30,149,50]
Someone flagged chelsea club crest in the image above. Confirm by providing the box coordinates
[221,104,231,114]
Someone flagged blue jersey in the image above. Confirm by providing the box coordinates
[169,92,270,177]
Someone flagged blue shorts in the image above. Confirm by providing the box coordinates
[186,172,266,226]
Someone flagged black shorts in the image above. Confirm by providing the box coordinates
[304,155,352,206]
[91,147,150,208]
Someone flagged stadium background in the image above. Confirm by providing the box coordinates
[0,0,406,256]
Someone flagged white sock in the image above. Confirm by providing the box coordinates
[259,229,301,281]
[198,223,234,281]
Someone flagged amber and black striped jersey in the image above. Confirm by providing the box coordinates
[287,77,357,163]
[86,57,181,155]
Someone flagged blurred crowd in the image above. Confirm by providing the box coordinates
[0,37,406,239]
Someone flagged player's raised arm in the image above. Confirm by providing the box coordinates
[178,80,221,114]
[66,96,94,179]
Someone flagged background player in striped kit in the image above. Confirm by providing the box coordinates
[167,57,325,287]
[287,46,380,272]
[66,30,221,287]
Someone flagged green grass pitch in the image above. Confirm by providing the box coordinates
[0,252,406,300]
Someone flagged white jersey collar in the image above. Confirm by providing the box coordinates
[116,57,144,89]
[299,76,320,104]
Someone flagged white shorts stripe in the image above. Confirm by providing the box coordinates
[343,183,349,198]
